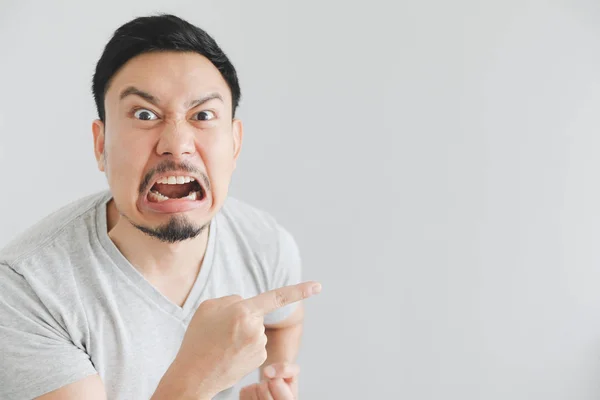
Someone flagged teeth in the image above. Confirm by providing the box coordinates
[156,176,196,185]
[149,190,169,202]
[149,190,201,202]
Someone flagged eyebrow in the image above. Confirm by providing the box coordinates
[119,86,159,106]
[187,93,224,108]
[119,86,224,109]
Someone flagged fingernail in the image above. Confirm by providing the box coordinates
[311,284,322,295]
[264,366,276,378]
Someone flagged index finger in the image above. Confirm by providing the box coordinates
[245,281,321,316]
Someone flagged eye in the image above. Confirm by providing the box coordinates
[192,110,216,121]
[133,108,158,121]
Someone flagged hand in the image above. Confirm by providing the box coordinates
[174,282,321,398]
[239,362,300,400]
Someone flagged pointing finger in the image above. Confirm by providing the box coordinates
[245,281,321,316]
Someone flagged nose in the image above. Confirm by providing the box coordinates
[155,119,196,157]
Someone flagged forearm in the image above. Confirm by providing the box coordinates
[260,322,303,376]
[151,356,216,400]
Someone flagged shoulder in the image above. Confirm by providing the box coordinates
[215,196,300,274]
[0,190,110,269]
[0,192,109,352]
[218,196,281,237]
[217,196,298,250]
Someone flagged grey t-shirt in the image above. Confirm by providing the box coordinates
[0,191,302,400]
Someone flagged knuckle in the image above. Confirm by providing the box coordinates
[197,298,214,310]
[203,296,214,304]
[239,300,252,313]
[237,317,261,340]
[274,290,288,308]
[238,316,255,334]
[302,287,311,299]
[233,303,251,319]
[229,294,243,302]
[259,348,268,363]
[242,332,254,346]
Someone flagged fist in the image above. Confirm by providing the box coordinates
[239,362,300,400]
[175,282,320,398]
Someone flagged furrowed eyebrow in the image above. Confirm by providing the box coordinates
[119,87,224,110]
[186,92,224,109]
[119,86,160,106]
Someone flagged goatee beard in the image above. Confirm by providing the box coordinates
[132,215,209,243]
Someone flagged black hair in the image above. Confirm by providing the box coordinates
[92,14,241,122]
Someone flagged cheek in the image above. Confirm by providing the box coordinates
[201,136,236,188]
[105,132,153,192]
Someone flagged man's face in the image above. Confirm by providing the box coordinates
[92,51,242,242]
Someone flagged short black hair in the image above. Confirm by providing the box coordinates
[92,14,241,122]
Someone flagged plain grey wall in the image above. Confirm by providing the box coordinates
[2,0,600,399]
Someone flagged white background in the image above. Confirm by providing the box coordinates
[2,1,600,398]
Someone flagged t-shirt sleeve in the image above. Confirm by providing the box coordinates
[263,226,303,325]
[0,263,98,399]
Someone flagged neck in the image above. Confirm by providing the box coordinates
[105,199,210,280]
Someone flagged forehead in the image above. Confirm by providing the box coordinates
[106,51,232,105]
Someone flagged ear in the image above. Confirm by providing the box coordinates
[232,119,244,170]
[92,119,106,172]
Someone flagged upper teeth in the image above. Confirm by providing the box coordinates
[156,176,196,185]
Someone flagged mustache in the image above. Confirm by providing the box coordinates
[138,160,210,195]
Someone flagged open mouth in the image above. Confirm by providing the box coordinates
[147,175,206,203]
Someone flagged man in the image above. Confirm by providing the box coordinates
[0,14,321,400]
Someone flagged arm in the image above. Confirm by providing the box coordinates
[36,307,306,400]
[36,305,305,400]
[261,303,305,377]
[36,284,318,400]
[35,312,305,400]
[35,375,106,400]
[260,224,305,376]
[240,302,306,399]
[36,360,215,400]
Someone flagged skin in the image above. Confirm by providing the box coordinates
[92,51,242,289]
[36,51,307,399]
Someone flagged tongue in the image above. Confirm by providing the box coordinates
[152,182,196,198]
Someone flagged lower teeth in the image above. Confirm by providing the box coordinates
[149,190,200,203]
[186,191,198,201]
